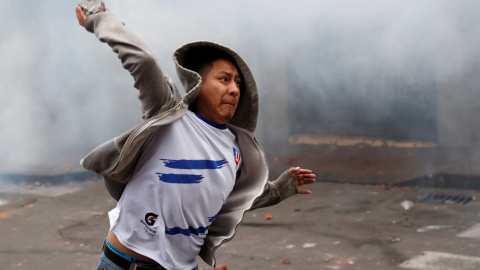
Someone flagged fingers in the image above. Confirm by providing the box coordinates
[298,189,311,195]
[295,173,316,181]
[296,179,315,187]
[76,5,108,27]
[75,5,86,26]
[288,167,300,175]
[288,167,315,194]
[297,173,316,179]
[289,167,313,175]
[298,169,313,174]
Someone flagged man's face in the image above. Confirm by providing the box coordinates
[195,59,241,125]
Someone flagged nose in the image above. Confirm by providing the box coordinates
[227,81,240,97]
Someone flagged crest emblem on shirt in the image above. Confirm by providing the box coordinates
[233,147,241,168]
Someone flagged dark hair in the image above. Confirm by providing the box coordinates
[183,46,238,78]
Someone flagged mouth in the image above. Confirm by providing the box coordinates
[222,102,236,107]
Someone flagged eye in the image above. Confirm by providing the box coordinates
[219,77,228,82]
[235,80,241,86]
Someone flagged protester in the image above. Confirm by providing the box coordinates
[76,6,315,270]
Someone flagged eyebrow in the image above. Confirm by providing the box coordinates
[218,71,241,80]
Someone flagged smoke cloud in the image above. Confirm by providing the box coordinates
[0,0,479,173]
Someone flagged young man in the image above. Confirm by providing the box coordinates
[75,6,315,270]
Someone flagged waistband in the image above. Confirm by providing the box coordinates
[102,239,164,270]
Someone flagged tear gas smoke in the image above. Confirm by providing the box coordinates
[1,0,479,174]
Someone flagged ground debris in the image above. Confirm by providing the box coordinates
[0,198,8,206]
[287,156,297,164]
[303,242,317,248]
[387,237,401,243]
[281,259,291,264]
[380,184,391,190]
[401,200,414,210]
[417,225,453,232]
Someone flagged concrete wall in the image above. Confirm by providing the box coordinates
[254,44,480,150]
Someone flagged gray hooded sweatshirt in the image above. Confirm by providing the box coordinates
[80,12,298,267]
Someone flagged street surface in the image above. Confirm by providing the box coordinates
[1,173,480,269]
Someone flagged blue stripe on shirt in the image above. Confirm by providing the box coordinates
[160,159,228,170]
[208,214,218,223]
[165,225,211,236]
[156,173,204,184]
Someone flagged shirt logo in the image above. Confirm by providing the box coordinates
[141,212,158,236]
[145,212,158,226]
[233,147,241,168]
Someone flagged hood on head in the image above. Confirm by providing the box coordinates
[173,41,259,133]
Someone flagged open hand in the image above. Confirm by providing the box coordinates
[288,167,316,194]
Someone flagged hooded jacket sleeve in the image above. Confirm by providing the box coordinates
[84,12,180,119]
[250,170,298,210]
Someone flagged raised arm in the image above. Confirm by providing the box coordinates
[75,6,179,119]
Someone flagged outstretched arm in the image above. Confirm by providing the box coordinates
[250,167,316,210]
[75,6,179,119]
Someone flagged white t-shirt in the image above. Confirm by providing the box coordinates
[108,110,241,270]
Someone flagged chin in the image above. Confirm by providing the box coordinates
[219,109,236,123]
[220,114,234,123]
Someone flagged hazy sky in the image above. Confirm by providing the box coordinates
[1,0,479,173]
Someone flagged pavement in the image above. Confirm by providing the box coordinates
[1,145,480,270]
